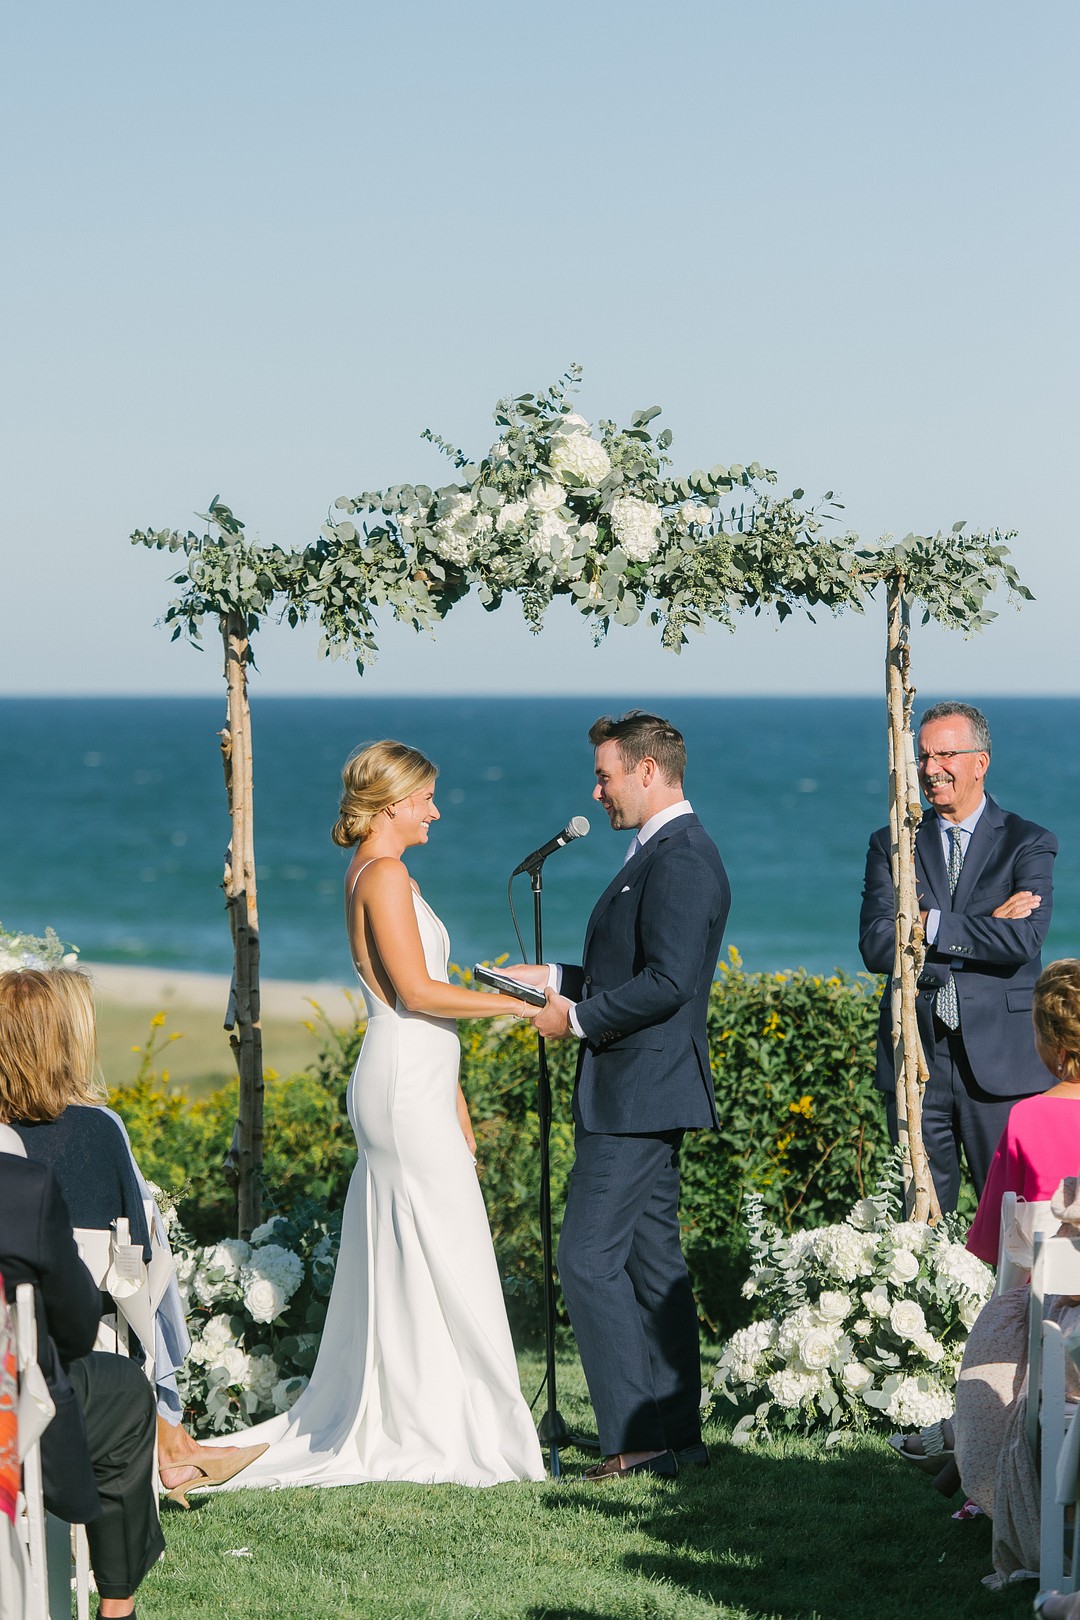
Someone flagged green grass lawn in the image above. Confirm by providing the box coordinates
[135,1352,1039,1620]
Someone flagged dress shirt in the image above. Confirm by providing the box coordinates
[924,797,986,945]
[557,801,694,1036]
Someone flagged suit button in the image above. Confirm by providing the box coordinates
[584,975,592,986]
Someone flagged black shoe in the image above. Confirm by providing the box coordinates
[583,1450,678,1481]
[674,1442,710,1469]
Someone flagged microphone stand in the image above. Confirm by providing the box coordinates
[527,861,599,1476]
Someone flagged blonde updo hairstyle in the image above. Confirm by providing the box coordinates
[332,740,438,848]
[1034,960,1080,1082]
[0,968,106,1124]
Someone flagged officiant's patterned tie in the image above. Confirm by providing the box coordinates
[936,826,964,1030]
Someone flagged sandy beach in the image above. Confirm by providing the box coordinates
[85,961,362,1098]
[84,960,359,1024]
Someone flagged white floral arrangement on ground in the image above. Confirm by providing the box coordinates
[167,1197,342,1436]
[709,1161,994,1443]
[0,921,79,972]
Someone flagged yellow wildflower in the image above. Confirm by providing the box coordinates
[788,1094,814,1119]
[150,1011,167,1028]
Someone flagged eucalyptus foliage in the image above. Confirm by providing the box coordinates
[131,366,1030,669]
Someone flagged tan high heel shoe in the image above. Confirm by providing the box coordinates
[162,1443,269,1508]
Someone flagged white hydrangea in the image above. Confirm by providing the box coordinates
[202,1315,237,1352]
[551,413,590,434]
[816,1290,852,1324]
[768,1367,827,1410]
[428,494,492,566]
[488,441,511,461]
[892,1222,933,1254]
[888,1249,920,1286]
[174,1251,197,1311]
[548,432,611,487]
[528,512,583,578]
[776,1304,821,1363]
[717,1319,777,1385]
[494,499,528,534]
[192,1238,250,1305]
[811,1224,873,1284]
[272,1375,308,1413]
[889,1299,926,1341]
[884,1375,953,1430]
[526,478,566,512]
[247,1350,279,1403]
[609,496,662,562]
[933,1242,993,1302]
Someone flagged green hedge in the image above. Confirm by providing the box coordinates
[113,954,890,1342]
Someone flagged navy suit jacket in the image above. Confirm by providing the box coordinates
[859,794,1057,1097]
[560,812,730,1134]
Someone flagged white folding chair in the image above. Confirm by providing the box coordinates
[997,1192,1056,1296]
[10,1282,72,1620]
[1025,1232,1080,1592]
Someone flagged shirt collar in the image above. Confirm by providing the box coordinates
[634,799,693,852]
[934,796,986,840]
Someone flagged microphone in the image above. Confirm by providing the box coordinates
[512,816,590,877]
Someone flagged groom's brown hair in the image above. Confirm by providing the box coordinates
[588,711,686,787]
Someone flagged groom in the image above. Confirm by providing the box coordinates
[522,711,730,1479]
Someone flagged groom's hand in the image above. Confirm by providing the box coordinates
[530,989,573,1039]
[500,962,549,989]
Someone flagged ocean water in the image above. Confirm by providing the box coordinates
[1,696,1076,983]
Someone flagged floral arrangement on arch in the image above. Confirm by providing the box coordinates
[323,365,856,652]
[709,1160,994,1442]
[0,922,79,973]
[166,1197,342,1437]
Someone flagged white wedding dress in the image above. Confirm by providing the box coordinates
[206,877,544,1487]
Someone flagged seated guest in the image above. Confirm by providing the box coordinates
[966,960,1080,1265]
[0,968,265,1505]
[0,1152,163,1618]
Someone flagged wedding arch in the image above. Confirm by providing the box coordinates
[133,365,1028,1231]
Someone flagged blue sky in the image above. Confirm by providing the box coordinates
[4,0,1077,694]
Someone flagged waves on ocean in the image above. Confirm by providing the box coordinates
[2,696,1076,984]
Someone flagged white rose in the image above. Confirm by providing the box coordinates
[527,478,566,512]
[272,1375,308,1413]
[577,522,598,544]
[889,1299,927,1341]
[609,496,662,563]
[548,433,611,487]
[488,441,511,461]
[841,1360,874,1394]
[494,499,528,533]
[912,1333,945,1365]
[816,1290,852,1324]
[213,1346,251,1387]
[959,1296,982,1329]
[862,1284,891,1319]
[798,1326,840,1372]
[249,1216,286,1246]
[888,1249,920,1286]
[243,1275,287,1324]
[201,1315,236,1352]
[853,1318,873,1337]
[551,413,590,434]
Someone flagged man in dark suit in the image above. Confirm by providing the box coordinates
[0,1153,163,1619]
[515,712,730,1479]
[859,700,1057,1213]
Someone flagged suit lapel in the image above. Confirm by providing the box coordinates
[583,813,697,960]
[915,815,949,911]
[951,796,1004,909]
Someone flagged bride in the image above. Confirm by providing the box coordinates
[207,740,544,1487]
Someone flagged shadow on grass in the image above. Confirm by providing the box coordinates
[543,1436,1039,1620]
